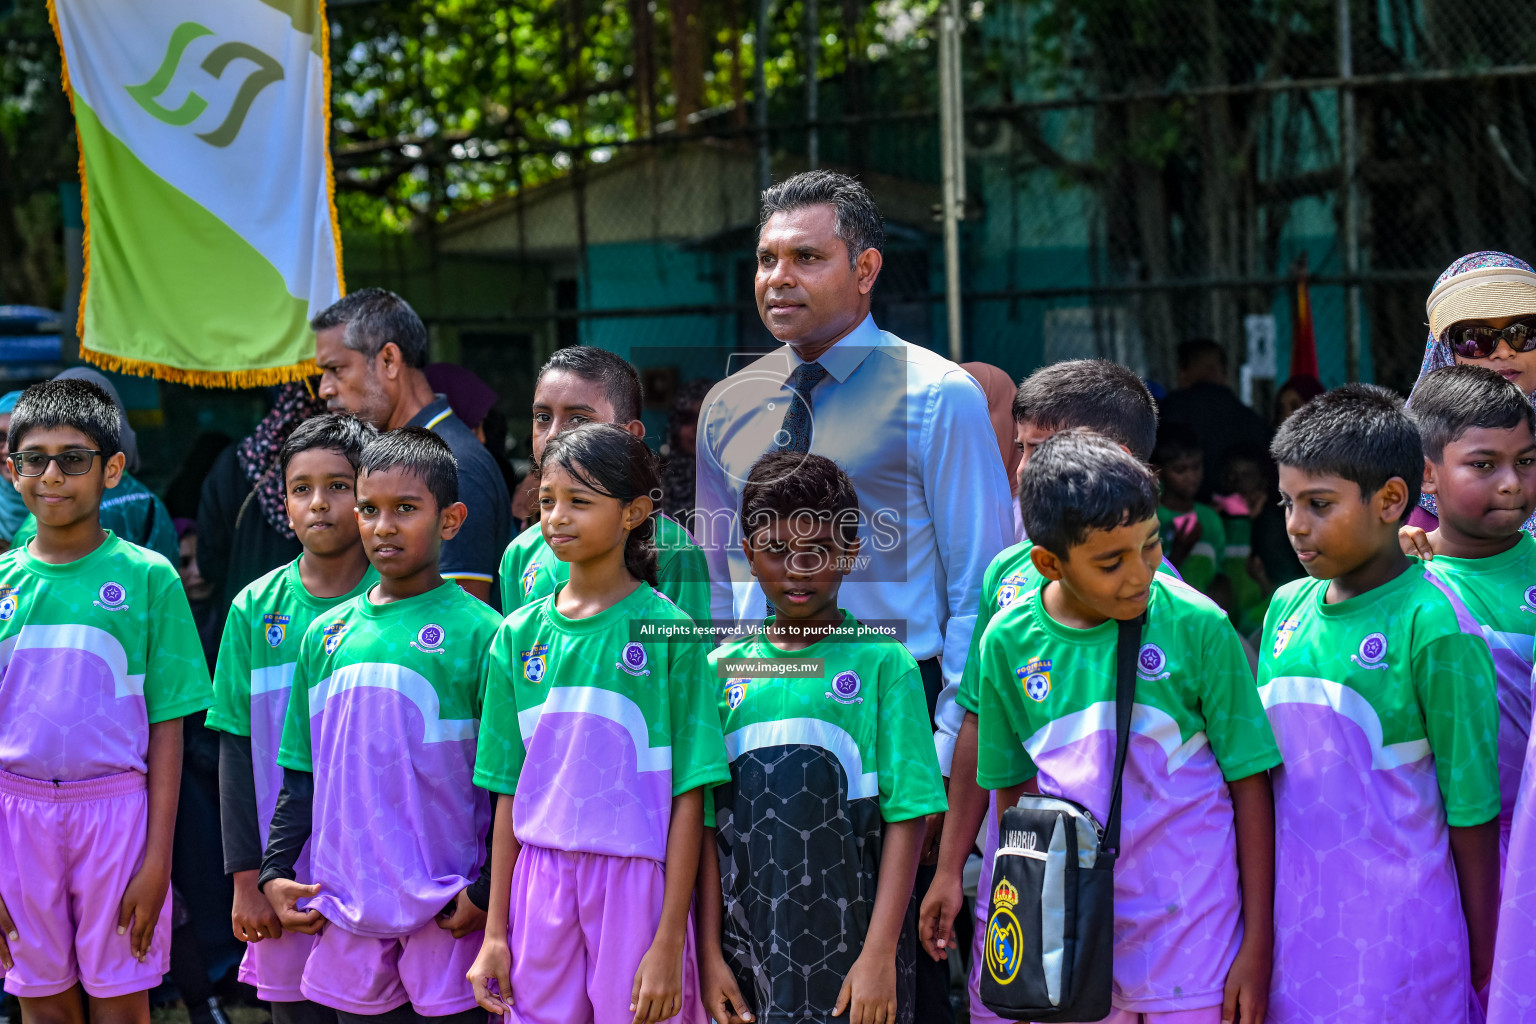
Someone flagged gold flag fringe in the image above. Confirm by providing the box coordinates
[80,345,322,389]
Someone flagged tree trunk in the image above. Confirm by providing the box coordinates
[671,0,703,128]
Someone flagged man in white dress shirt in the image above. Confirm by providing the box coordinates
[694,169,1013,1018]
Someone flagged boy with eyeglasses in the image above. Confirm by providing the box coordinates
[0,379,211,1024]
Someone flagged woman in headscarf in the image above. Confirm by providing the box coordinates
[1407,251,1536,535]
[197,381,327,605]
[963,362,1025,542]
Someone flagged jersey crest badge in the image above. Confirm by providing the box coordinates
[94,581,127,612]
[412,623,446,653]
[1352,632,1389,671]
[827,670,863,704]
[985,878,1023,986]
[996,572,1029,609]
[1016,657,1051,702]
[724,679,749,710]
[521,563,540,597]
[1272,617,1300,657]
[618,641,650,676]
[263,613,290,647]
[521,643,549,682]
[1137,643,1170,681]
[0,587,17,621]
[1522,585,1536,614]
[321,621,348,655]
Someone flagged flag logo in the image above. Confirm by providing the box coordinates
[126,23,284,149]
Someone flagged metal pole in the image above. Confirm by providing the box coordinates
[755,0,771,192]
[938,0,964,362]
[806,0,818,168]
[1338,0,1360,381]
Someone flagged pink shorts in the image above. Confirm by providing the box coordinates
[0,768,171,999]
[507,844,706,1024]
[237,923,316,1003]
[966,923,1220,1024]
[300,918,482,1016]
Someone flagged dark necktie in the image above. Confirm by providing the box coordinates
[774,361,828,454]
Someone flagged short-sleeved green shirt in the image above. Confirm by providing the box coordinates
[1157,502,1226,593]
[706,613,946,1019]
[0,532,210,781]
[476,582,729,861]
[498,515,711,626]
[207,557,376,842]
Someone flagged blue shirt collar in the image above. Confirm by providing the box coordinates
[786,313,885,384]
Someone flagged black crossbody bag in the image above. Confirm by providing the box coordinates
[979,614,1143,1022]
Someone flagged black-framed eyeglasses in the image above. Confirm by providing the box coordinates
[1442,317,1536,359]
[8,449,106,477]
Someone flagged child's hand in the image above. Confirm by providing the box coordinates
[467,934,514,1016]
[1398,524,1433,560]
[630,935,685,1024]
[0,891,15,971]
[917,868,964,962]
[700,947,754,1024]
[231,870,283,944]
[437,890,489,939]
[262,879,327,935]
[1221,937,1270,1024]
[833,949,896,1024]
[118,863,170,962]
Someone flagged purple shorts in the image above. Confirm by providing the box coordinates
[0,768,171,998]
[300,917,481,1016]
[237,922,316,1003]
[507,844,706,1024]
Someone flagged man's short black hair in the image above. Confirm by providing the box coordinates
[1409,365,1536,463]
[280,414,378,484]
[310,288,429,369]
[1271,383,1423,515]
[1150,422,1203,467]
[1012,359,1158,460]
[759,170,886,269]
[1020,429,1160,558]
[358,426,458,511]
[537,346,643,426]
[8,378,122,457]
[1177,338,1227,372]
[740,451,861,548]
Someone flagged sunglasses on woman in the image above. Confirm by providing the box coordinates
[1443,317,1536,359]
[8,449,106,477]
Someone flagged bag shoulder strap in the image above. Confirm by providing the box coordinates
[1101,612,1145,857]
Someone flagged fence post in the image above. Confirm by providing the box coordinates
[1338,0,1361,382]
[806,0,818,169]
[756,0,771,192]
[939,0,965,363]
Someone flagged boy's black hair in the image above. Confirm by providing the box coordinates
[1409,365,1536,463]
[538,346,644,426]
[1177,338,1227,373]
[8,378,122,457]
[1020,429,1160,558]
[358,426,459,511]
[1150,422,1203,467]
[279,414,379,484]
[740,451,861,548]
[1270,383,1423,515]
[541,422,662,586]
[1011,359,1158,460]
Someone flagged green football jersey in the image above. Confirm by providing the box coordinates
[476,582,729,861]
[1157,502,1225,593]
[705,612,947,1019]
[0,531,210,781]
[207,557,377,844]
[498,514,711,625]
[974,575,1277,1009]
[1419,537,1536,845]
[1257,565,1499,1020]
[276,580,504,938]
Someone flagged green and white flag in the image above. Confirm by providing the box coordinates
[49,0,342,386]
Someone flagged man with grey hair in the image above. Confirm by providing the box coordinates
[694,169,1012,1023]
[311,288,510,604]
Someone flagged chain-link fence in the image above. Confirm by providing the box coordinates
[329,0,1536,438]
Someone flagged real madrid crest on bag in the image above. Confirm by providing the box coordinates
[981,614,1144,1022]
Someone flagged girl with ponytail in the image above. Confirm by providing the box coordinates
[468,421,729,1024]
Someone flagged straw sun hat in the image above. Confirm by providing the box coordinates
[1427,262,1536,341]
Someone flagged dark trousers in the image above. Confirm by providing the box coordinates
[915,656,956,1024]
